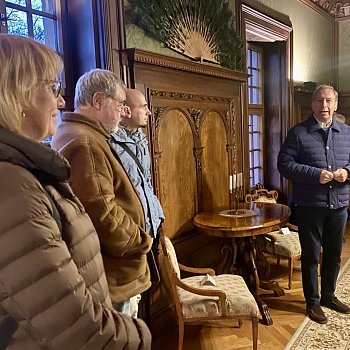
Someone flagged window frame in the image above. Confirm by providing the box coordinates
[0,0,67,93]
[4,0,57,37]
[246,43,264,188]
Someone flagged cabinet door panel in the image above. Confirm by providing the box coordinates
[157,109,197,239]
[200,111,229,211]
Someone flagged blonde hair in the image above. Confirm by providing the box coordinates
[0,34,63,133]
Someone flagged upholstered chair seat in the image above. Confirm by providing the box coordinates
[178,274,260,319]
[263,230,301,257]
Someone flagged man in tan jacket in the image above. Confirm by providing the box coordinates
[51,69,152,317]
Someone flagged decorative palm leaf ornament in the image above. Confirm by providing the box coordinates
[126,0,244,71]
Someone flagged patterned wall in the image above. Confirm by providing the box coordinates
[126,24,185,59]
[339,20,350,91]
[256,0,333,85]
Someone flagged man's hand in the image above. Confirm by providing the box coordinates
[319,170,334,184]
[333,168,348,182]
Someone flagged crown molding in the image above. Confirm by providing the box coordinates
[242,3,292,42]
[242,4,293,33]
[126,48,249,82]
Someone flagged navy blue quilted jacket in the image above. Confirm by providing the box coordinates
[278,115,350,208]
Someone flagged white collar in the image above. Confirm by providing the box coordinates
[313,115,332,129]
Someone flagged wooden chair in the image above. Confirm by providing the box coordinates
[245,185,301,290]
[158,229,259,350]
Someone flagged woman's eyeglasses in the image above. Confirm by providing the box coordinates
[48,81,62,98]
[40,80,62,98]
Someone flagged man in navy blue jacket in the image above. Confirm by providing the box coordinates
[278,85,350,324]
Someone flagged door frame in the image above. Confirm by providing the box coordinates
[236,0,293,202]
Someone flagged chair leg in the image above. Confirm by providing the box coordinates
[252,317,259,350]
[276,257,281,266]
[238,319,243,328]
[319,249,323,275]
[178,321,184,350]
[288,257,293,290]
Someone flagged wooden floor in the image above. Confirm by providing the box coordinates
[152,221,350,350]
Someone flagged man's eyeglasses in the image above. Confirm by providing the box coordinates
[108,96,126,110]
[41,80,62,98]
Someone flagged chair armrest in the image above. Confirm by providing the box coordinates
[262,233,278,244]
[178,263,215,276]
[175,276,227,315]
[286,223,298,231]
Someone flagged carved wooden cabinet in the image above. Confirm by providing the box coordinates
[126,49,248,267]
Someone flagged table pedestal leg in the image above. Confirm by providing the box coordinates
[255,236,285,297]
[236,237,275,325]
[259,280,285,297]
[218,238,237,274]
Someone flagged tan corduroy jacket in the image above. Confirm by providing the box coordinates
[0,127,151,349]
[51,112,152,303]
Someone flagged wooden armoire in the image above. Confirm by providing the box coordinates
[126,49,248,269]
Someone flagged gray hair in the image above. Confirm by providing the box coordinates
[74,68,125,109]
[312,84,338,102]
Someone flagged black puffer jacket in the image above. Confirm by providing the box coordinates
[0,127,151,349]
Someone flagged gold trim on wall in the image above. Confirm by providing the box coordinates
[150,90,232,103]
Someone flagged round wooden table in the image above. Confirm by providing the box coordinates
[194,202,291,325]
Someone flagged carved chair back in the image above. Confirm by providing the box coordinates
[245,185,278,204]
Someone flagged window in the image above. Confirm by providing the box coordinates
[1,0,59,51]
[248,113,263,186]
[1,0,65,142]
[247,48,262,105]
[247,45,264,187]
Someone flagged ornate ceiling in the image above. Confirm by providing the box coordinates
[303,0,350,18]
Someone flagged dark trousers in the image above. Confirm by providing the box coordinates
[294,206,347,306]
[139,235,161,328]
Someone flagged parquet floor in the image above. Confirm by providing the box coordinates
[152,221,350,350]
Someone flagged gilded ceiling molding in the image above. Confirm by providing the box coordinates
[315,0,343,16]
[299,0,350,18]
